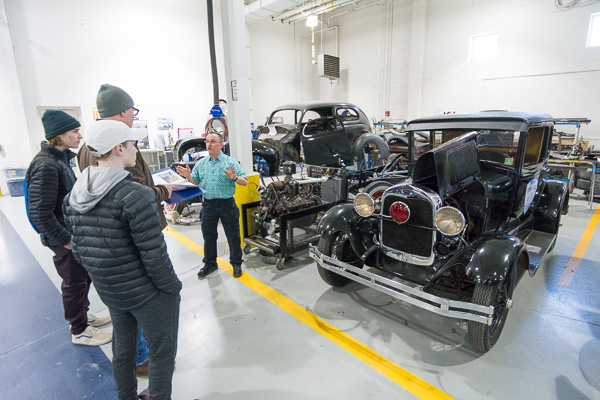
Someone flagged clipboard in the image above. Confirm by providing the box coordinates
[166,187,205,205]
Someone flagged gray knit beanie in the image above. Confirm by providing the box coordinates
[96,84,134,118]
[42,109,81,140]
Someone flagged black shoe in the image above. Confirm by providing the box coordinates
[233,264,242,278]
[197,264,218,278]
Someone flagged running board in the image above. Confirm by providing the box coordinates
[523,230,556,277]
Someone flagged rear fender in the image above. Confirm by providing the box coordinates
[462,235,526,285]
[534,180,569,233]
[352,133,391,161]
[318,203,365,255]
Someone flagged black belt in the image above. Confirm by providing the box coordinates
[203,197,233,204]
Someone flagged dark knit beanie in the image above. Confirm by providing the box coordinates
[96,84,134,118]
[42,109,81,140]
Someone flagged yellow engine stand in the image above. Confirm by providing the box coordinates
[233,172,261,247]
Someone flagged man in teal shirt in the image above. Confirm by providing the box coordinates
[176,132,247,278]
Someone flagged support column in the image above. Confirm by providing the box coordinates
[220,0,253,173]
[0,0,33,195]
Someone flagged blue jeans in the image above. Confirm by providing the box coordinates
[201,197,243,267]
[136,326,149,366]
[109,292,180,400]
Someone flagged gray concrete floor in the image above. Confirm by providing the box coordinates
[1,193,599,400]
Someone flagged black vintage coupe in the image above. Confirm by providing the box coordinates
[309,111,569,352]
[257,101,375,163]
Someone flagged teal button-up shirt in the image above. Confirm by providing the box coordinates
[190,152,247,200]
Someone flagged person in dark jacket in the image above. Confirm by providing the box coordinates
[63,119,182,400]
[77,83,175,376]
[25,109,112,346]
[77,83,174,228]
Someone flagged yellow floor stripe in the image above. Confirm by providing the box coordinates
[165,226,455,400]
[558,203,600,287]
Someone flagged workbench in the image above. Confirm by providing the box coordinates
[549,158,598,209]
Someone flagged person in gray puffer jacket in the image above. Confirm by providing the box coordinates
[63,120,181,400]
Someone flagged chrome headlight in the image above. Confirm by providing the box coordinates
[435,206,465,236]
[354,193,375,217]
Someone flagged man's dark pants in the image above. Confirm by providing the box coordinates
[49,245,91,335]
[109,292,180,400]
[201,197,243,268]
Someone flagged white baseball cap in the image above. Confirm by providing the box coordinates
[86,120,147,157]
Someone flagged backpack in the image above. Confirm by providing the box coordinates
[23,176,40,233]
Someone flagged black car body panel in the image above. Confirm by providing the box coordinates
[309,111,569,352]
[300,116,355,167]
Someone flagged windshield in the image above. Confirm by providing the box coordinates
[414,129,522,167]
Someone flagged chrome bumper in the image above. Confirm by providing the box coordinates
[308,244,494,325]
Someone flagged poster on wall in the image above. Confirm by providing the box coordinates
[178,127,194,139]
[157,118,173,130]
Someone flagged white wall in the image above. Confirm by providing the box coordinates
[248,20,299,126]
[2,0,600,195]
[247,20,321,126]
[318,1,414,123]
[420,0,600,127]
[248,0,600,144]
[0,0,226,174]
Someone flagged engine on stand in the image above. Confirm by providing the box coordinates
[244,161,346,270]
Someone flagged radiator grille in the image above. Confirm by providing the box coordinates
[381,195,434,258]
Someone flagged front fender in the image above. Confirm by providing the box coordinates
[174,137,206,161]
[252,140,280,176]
[318,203,359,236]
[460,235,526,285]
[318,203,366,255]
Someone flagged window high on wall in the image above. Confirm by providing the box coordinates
[587,12,600,47]
[469,32,498,62]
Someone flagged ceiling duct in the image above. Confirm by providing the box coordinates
[272,0,323,21]
[280,0,359,24]
[245,0,305,24]
[245,0,382,24]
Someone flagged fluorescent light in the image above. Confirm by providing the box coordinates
[306,14,318,28]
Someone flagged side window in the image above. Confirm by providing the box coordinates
[336,108,359,121]
[523,127,547,166]
[269,109,296,125]
[441,130,464,144]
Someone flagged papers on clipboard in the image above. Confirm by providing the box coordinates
[151,168,201,190]
[151,168,206,204]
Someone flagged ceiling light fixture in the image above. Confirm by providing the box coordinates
[306,14,318,28]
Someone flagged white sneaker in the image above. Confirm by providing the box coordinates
[72,326,112,346]
[88,312,111,327]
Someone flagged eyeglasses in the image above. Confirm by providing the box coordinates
[131,107,139,116]
[206,140,222,144]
